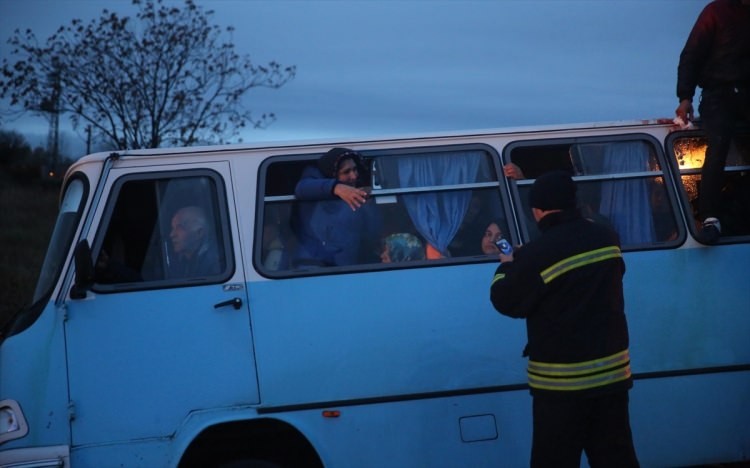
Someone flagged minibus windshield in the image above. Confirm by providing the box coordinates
[32,178,86,303]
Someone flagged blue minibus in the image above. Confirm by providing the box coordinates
[1,118,748,467]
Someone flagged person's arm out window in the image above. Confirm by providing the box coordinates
[294,166,338,200]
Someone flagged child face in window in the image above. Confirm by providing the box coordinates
[380,245,392,263]
[481,222,503,254]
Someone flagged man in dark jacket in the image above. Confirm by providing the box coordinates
[676,0,750,244]
[489,171,638,468]
[292,147,381,267]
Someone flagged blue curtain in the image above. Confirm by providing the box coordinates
[598,142,656,245]
[397,151,482,256]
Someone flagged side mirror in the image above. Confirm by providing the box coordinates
[71,240,94,299]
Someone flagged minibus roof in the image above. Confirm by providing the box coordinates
[66,116,678,177]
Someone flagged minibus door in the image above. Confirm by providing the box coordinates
[63,162,259,447]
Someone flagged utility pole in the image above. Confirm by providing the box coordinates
[41,64,61,176]
[86,125,92,155]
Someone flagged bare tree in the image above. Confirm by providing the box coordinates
[0,0,296,149]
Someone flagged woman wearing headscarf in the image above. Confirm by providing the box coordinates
[291,147,382,267]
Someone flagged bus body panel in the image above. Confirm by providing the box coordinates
[630,371,750,466]
[266,392,533,468]
[0,302,69,448]
[624,247,750,372]
[248,264,527,406]
[64,284,260,445]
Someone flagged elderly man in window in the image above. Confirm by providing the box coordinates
[169,205,221,278]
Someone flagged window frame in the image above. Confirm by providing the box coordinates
[255,143,513,277]
[504,133,685,251]
[91,168,234,292]
[665,128,750,244]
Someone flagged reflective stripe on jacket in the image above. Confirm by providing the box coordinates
[540,246,622,284]
[528,349,631,392]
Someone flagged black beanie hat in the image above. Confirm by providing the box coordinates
[529,170,577,210]
[317,147,362,178]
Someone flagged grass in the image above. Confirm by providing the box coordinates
[0,177,59,331]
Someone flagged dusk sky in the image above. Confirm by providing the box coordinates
[0,0,708,156]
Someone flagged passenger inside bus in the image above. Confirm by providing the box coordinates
[380,233,425,263]
[480,219,507,255]
[261,205,291,271]
[167,205,222,279]
[95,205,220,282]
[503,162,525,180]
[291,147,382,267]
[449,164,520,257]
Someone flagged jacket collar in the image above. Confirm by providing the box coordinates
[537,208,581,232]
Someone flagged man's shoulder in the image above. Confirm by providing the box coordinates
[705,0,742,17]
[572,217,621,245]
[196,246,222,274]
[541,217,620,250]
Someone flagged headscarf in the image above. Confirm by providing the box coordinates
[384,233,425,262]
[317,147,365,178]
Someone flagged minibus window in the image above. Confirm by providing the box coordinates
[672,134,750,238]
[93,172,231,290]
[372,150,494,189]
[258,147,508,275]
[32,178,87,302]
[510,138,679,249]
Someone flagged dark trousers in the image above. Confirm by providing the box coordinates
[698,85,750,221]
[530,391,639,468]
